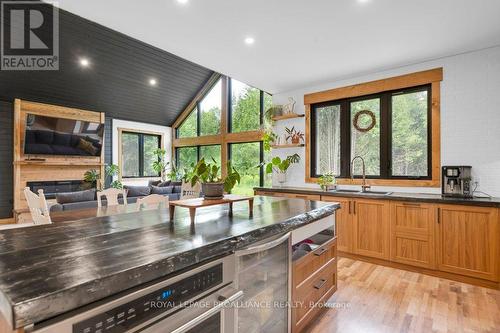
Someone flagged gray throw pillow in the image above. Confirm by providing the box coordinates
[124,185,151,197]
[56,189,96,204]
[173,185,182,194]
[148,180,161,187]
[151,186,173,195]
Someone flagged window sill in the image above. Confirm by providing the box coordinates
[306,177,440,188]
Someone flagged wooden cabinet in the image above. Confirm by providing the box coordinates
[321,196,353,253]
[437,205,499,282]
[352,199,391,260]
[390,202,436,269]
[321,196,390,260]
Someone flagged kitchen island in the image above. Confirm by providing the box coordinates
[0,196,338,332]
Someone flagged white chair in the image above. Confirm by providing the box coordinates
[136,194,169,211]
[23,187,52,224]
[180,181,201,199]
[97,188,128,207]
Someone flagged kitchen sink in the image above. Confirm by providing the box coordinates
[329,189,393,195]
[360,191,393,195]
[328,189,360,193]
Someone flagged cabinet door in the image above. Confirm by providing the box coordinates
[321,196,353,253]
[353,199,390,260]
[437,205,498,281]
[390,202,436,269]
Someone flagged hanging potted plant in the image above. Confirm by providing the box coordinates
[190,158,241,199]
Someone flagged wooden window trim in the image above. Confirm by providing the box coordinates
[304,68,442,187]
[118,127,164,180]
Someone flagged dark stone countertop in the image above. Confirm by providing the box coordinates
[0,196,338,329]
[254,186,500,208]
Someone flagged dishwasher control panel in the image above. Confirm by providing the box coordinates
[72,264,223,333]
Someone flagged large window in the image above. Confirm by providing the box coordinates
[200,80,221,136]
[230,79,262,133]
[229,142,264,195]
[173,75,272,191]
[121,131,161,178]
[311,85,431,179]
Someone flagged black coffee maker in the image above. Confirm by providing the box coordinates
[441,166,472,198]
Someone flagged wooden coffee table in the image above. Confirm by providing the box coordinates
[169,195,254,224]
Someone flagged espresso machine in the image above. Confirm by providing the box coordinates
[442,166,472,198]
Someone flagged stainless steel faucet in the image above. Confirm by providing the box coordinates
[350,156,371,192]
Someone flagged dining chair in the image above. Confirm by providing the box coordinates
[180,181,201,200]
[136,194,169,210]
[97,188,128,207]
[23,187,52,224]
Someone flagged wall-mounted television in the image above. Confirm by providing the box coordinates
[24,114,104,157]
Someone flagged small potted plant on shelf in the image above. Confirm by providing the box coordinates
[190,158,241,200]
[262,129,278,152]
[285,126,305,144]
[263,153,300,185]
[318,173,336,191]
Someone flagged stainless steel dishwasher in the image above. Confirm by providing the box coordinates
[235,233,291,333]
[32,255,242,333]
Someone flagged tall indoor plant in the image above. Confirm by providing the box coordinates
[152,148,170,181]
[190,158,240,199]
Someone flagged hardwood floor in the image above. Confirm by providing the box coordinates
[306,258,500,333]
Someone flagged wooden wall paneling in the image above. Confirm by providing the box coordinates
[13,99,105,218]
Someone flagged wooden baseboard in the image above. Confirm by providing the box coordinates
[339,252,500,290]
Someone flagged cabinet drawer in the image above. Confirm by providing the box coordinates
[288,193,321,201]
[293,257,337,329]
[293,238,336,286]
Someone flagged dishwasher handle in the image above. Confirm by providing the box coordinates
[235,232,291,256]
[171,290,244,333]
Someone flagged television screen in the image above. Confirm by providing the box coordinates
[24,114,104,157]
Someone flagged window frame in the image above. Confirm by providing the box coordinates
[310,84,432,180]
[304,68,442,187]
[119,129,162,179]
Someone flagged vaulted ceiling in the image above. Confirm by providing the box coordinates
[0,5,214,126]
[56,0,500,93]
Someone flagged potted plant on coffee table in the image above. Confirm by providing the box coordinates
[190,158,241,200]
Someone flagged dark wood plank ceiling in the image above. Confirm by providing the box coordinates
[0,4,214,126]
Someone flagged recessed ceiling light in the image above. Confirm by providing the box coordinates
[357,0,372,3]
[244,37,255,45]
[176,0,188,4]
[79,57,90,67]
[149,78,158,86]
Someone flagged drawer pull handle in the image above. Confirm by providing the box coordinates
[314,279,327,290]
[314,248,327,256]
[403,203,421,207]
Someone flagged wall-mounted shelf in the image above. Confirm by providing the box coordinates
[272,113,305,121]
[271,143,305,149]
